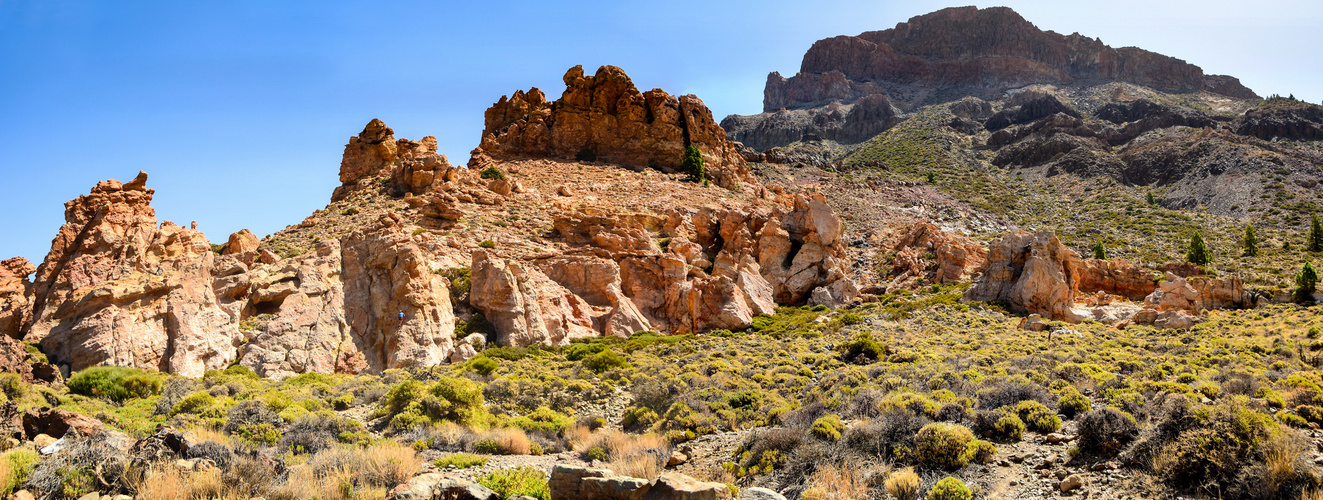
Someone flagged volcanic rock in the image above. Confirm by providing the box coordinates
[1077,259,1156,301]
[471,65,753,189]
[0,335,60,385]
[889,222,986,285]
[0,257,34,338]
[26,172,240,377]
[964,230,1081,322]
[224,229,260,256]
[333,119,441,201]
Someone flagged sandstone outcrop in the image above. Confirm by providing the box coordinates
[549,464,731,500]
[1077,259,1156,301]
[25,172,240,377]
[333,119,441,201]
[963,230,1081,322]
[232,218,462,379]
[888,222,986,286]
[0,257,34,338]
[0,335,60,385]
[223,229,260,256]
[471,65,753,189]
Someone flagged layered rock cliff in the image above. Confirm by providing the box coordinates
[470,65,753,189]
[723,6,1259,151]
[9,111,855,379]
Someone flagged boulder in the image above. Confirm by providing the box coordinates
[388,472,500,500]
[646,473,731,500]
[964,230,1081,322]
[472,65,753,190]
[888,222,987,285]
[739,488,786,500]
[26,172,241,377]
[224,229,260,256]
[21,408,104,440]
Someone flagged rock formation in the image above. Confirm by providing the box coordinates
[548,464,731,500]
[888,222,986,286]
[333,119,442,201]
[779,6,1255,110]
[1077,259,1156,301]
[723,6,1258,151]
[963,230,1081,322]
[470,65,753,189]
[25,172,240,377]
[0,335,60,385]
[0,258,34,338]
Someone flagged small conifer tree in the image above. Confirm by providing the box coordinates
[1296,262,1318,303]
[1310,215,1323,252]
[1186,231,1210,266]
[1146,191,1157,206]
[681,145,705,183]
[1092,242,1106,260]
[1243,224,1259,257]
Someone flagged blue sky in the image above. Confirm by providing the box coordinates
[2,0,1320,267]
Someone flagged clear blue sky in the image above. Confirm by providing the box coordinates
[2,1,1320,267]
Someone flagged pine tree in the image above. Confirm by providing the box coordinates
[681,145,705,184]
[1296,262,1318,303]
[1243,224,1259,257]
[1146,191,1157,206]
[1186,231,1211,266]
[1310,215,1323,252]
[1092,242,1107,260]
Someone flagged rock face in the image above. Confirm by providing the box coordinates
[333,119,441,201]
[781,6,1255,109]
[963,230,1081,322]
[25,172,240,377]
[469,191,853,342]
[471,65,753,189]
[0,257,34,338]
[548,464,731,500]
[231,218,460,379]
[1077,259,1156,301]
[724,6,1257,151]
[888,222,986,286]
[0,335,60,385]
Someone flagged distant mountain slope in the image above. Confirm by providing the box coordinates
[723,6,1259,151]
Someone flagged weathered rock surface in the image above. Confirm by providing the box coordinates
[388,472,500,500]
[472,65,753,189]
[549,464,730,500]
[888,222,986,286]
[334,119,441,201]
[0,257,34,338]
[26,172,240,377]
[0,335,60,385]
[721,95,898,150]
[223,229,260,256]
[1077,259,1156,301]
[963,230,1081,322]
[780,6,1255,110]
[21,407,104,440]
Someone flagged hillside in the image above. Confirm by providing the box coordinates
[1,7,1323,500]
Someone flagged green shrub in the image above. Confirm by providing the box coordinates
[926,477,972,500]
[622,407,659,430]
[1296,405,1323,424]
[1186,231,1210,266]
[478,240,496,249]
[480,167,506,181]
[966,439,997,464]
[171,392,220,417]
[434,453,488,469]
[237,424,282,445]
[1058,391,1091,419]
[67,366,163,402]
[811,414,843,441]
[381,377,490,429]
[566,342,608,361]
[583,349,630,373]
[838,332,889,364]
[915,423,975,469]
[586,446,607,461]
[0,449,38,496]
[0,373,21,400]
[508,407,573,433]
[468,356,499,377]
[1013,400,1061,433]
[681,145,705,183]
[993,414,1025,441]
[472,439,501,455]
